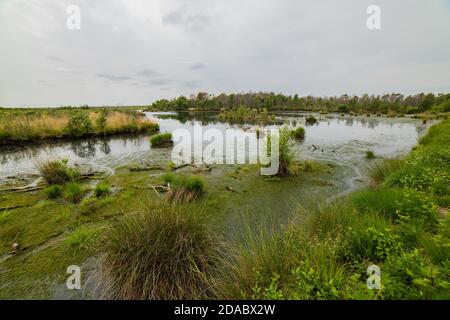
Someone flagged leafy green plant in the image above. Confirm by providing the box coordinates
[66,113,93,138]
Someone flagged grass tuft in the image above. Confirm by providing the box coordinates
[36,159,80,185]
[100,199,222,299]
[150,132,173,147]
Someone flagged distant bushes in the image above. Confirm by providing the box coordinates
[218,106,276,124]
[100,199,221,299]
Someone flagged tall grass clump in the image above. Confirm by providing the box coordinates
[100,200,222,299]
[94,183,112,198]
[63,183,88,203]
[367,159,404,185]
[150,132,173,147]
[290,127,305,139]
[268,127,296,177]
[365,150,376,159]
[163,173,205,202]
[36,159,80,185]
[44,185,63,199]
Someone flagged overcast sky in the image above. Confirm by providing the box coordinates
[1,0,450,107]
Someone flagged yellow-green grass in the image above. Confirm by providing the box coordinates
[0,109,158,144]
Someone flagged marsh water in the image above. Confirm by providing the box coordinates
[0,112,427,190]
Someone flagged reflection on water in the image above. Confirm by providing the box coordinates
[0,112,427,181]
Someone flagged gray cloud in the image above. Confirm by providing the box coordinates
[138,69,161,77]
[97,73,131,82]
[147,78,174,86]
[189,62,207,70]
[162,6,210,32]
[47,55,63,62]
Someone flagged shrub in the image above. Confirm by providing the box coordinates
[150,132,173,147]
[66,113,93,138]
[36,159,80,185]
[96,109,108,135]
[383,249,449,299]
[63,183,88,203]
[290,127,305,139]
[94,183,111,198]
[44,185,63,199]
[100,200,221,299]
[394,190,438,230]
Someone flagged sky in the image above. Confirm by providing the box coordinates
[0,0,450,107]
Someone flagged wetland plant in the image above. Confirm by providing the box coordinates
[94,183,112,198]
[366,150,376,159]
[100,199,221,299]
[276,127,296,177]
[44,184,63,199]
[63,182,88,203]
[305,116,318,125]
[150,132,173,147]
[163,173,206,202]
[36,159,80,185]
[367,159,404,185]
[290,127,305,140]
[66,112,94,138]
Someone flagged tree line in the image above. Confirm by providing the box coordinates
[147,92,450,114]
